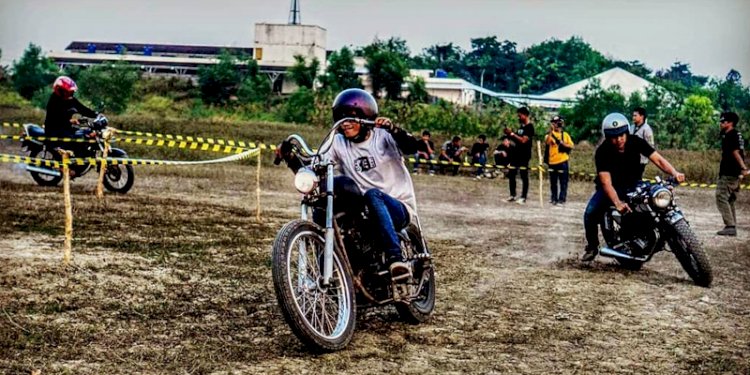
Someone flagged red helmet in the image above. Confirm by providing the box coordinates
[53,76,77,99]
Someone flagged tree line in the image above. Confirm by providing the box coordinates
[1,35,749,151]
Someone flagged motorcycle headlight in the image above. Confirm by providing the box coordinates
[651,188,672,208]
[293,168,318,194]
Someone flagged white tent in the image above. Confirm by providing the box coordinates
[540,67,656,101]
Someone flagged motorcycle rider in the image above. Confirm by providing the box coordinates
[44,76,99,139]
[277,88,420,275]
[581,113,686,261]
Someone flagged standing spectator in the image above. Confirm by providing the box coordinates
[632,107,655,178]
[715,112,748,236]
[439,136,466,176]
[504,107,535,204]
[413,130,436,175]
[470,134,490,179]
[545,115,574,206]
[492,136,513,178]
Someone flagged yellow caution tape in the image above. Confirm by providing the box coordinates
[114,128,277,150]
[70,148,260,166]
[117,137,251,154]
[0,134,98,143]
[0,153,62,168]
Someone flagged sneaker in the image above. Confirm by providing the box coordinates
[555,202,565,208]
[475,175,482,180]
[505,196,516,202]
[549,200,557,205]
[428,170,435,176]
[581,246,598,261]
[716,226,737,236]
[516,198,526,205]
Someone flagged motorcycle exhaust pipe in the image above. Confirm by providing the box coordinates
[599,247,647,262]
[25,165,61,177]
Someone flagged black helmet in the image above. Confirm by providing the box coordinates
[332,88,378,123]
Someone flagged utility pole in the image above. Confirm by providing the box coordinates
[289,0,301,25]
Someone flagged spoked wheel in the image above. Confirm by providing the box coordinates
[395,225,436,323]
[271,220,356,352]
[28,149,63,187]
[103,163,135,194]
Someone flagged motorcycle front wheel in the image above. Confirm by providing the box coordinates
[271,220,356,352]
[667,219,712,287]
[28,149,63,187]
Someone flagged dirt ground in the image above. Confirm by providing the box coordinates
[1,159,749,374]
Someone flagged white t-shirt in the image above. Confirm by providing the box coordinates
[325,128,418,220]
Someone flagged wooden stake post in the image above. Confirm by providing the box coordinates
[95,129,114,199]
[537,140,544,208]
[59,149,73,264]
[256,149,261,222]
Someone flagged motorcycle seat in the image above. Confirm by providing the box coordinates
[24,124,45,137]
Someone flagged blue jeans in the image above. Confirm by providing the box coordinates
[363,189,409,257]
[583,187,627,249]
[549,161,569,203]
[472,154,487,176]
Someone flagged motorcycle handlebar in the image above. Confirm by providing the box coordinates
[283,117,376,159]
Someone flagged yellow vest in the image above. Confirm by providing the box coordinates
[546,130,573,165]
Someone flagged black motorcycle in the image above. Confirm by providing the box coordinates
[600,177,712,287]
[271,118,436,352]
[21,114,135,194]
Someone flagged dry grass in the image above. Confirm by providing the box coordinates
[1,157,749,374]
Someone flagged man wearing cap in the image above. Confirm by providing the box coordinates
[504,107,535,204]
[632,107,655,178]
[545,116,574,206]
[716,112,748,236]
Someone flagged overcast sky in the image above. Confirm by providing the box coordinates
[1,0,749,84]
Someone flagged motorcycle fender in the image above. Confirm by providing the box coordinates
[108,148,128,158]
[665,210,684,225]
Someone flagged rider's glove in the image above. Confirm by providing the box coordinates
[374,117,398,134]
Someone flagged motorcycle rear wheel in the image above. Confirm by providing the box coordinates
[668,219,712,287]
[271,220,356,352]
[28,149,62,187]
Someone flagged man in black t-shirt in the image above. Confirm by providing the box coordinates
[439,136,467,176]
[582,113,685,261]
[715,112,749,236]
[413,130,436,175]
[503,107,535,204]
[470,134,490,178]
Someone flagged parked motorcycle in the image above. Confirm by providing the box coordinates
[21,114,135,194]
[271,118,436,351]
[600,177,712,287]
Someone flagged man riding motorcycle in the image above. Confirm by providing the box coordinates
[582,113,686,261]
[45,76,98,139]
[277,88,420,276]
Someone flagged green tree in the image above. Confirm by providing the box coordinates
[714,69,750,112]
[465,37,524,93]
[282,86,315,123]
[363,38,410,99]
[0,48,8,85]
[237,59,271,103]
[558,79,627,143]
[656,62,708,89]
[412,43,467,78]
[11,43,60,99]
[77,60,140,113]
[678,95,716,150]
[612,60,652,78]
[320,47,361,92]
[198,51,241,105]
[521,37,611,94]
[287,55,320,90]
[406,76,429,103]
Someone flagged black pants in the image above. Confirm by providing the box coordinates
[549,161,569,203]
[439,155,460,176]
[508,161,529,199]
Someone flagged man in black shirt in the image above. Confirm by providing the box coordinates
[439,136,466,176]
[45,76,98,138]
[491,136,513,178]
[470,134,490,178]
[715,112,748,236]
[582,113,685,261]
[504,107,535,204]
[413,130,436,175]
